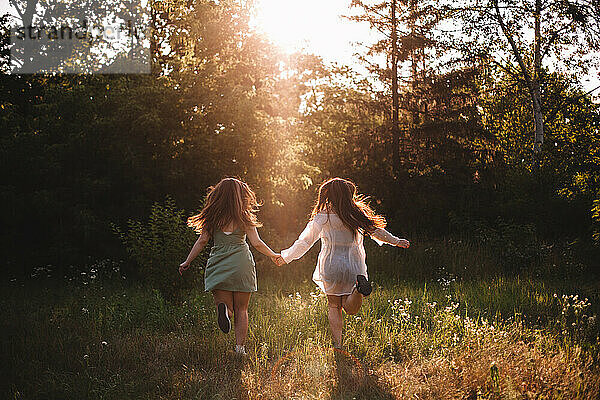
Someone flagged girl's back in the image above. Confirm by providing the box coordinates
[205,227,256,293]
[212,228,248,247]
[318,212,356,245]
[282,211,368,296]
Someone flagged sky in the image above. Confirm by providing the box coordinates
[250,0,378,69]
[251,0,599,97]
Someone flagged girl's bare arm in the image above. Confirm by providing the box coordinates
[179,230,210,274]
[246,227,279,259]
[371,228,410,248]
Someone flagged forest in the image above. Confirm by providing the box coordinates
[1,0,600,398]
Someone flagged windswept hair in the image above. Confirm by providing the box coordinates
[187,178,262,235]
[311,177,386,238]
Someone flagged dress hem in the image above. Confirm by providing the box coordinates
[205,287,257,293]
[322,291,355,296]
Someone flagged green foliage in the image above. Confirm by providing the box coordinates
[1,0,599,280]
[593,194,600,244]
[448,213,546,274]
[114,197,203,301]
[0,73,190,276]
[480,71,600,241]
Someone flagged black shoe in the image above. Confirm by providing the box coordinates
[356,275,372,296]
[217,302,231,333]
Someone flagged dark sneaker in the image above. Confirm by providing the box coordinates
[356,275,372,296]
[217,302,231,333]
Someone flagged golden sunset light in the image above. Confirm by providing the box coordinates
[3,0,600,397]
[251,0,377,64]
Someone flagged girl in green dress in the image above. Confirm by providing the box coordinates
[179,178,280,355]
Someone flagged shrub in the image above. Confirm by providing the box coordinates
[114,196,205,301]
[592,192,600,245]
[448,212,548,274]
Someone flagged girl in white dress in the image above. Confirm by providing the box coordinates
[277,178,409,348]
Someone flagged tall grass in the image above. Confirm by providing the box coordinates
[2,241,599,399]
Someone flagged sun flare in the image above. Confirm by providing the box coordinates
[251,0,365,60]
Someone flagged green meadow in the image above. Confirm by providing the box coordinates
[3,241,599,399]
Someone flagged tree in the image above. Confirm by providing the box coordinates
[6,0,149,73]
[481,70,600,238]
[347,0,445,172]
[448,0,600,157]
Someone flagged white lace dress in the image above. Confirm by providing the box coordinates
[281,212,402,296]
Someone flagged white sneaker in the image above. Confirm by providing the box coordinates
[235,345,247,356]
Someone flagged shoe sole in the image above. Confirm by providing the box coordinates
[356,275,372,296]
[217,303,231,333]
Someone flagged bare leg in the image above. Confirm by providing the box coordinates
[233,291,251,346]
[212,289,234,318]
[327,295,344,348]
[342,288,363,315]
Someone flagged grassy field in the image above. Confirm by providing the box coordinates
[2,241,600,399]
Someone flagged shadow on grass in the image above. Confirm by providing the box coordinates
[198,352,249,400]
[331,349,395,400]
[260,345,396,399]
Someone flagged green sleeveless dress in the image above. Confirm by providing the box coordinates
[204,228,257,292]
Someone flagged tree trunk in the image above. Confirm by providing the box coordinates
[532,90,544,153]
[409,0,418,163]
[391,0,401,172]
[150,0,156,75]
[532,0,544,154]
[16,0,39,72]
[493,0,545,157]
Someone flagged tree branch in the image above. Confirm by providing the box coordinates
[544,84,600,124]
[540,20,576,62]
[9,0,24,20]
[493,0,534,95]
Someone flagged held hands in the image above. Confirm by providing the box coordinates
[396,239,410,248]
[270,253,286,267]
[275,255,286,267]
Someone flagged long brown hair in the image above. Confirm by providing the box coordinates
[311,178,386,237]
[187,178,262,235]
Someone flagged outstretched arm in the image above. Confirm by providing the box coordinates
[280,218,323,264]
[179,230,210,274]
[246,227,280,262]
[370,228,410,248]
